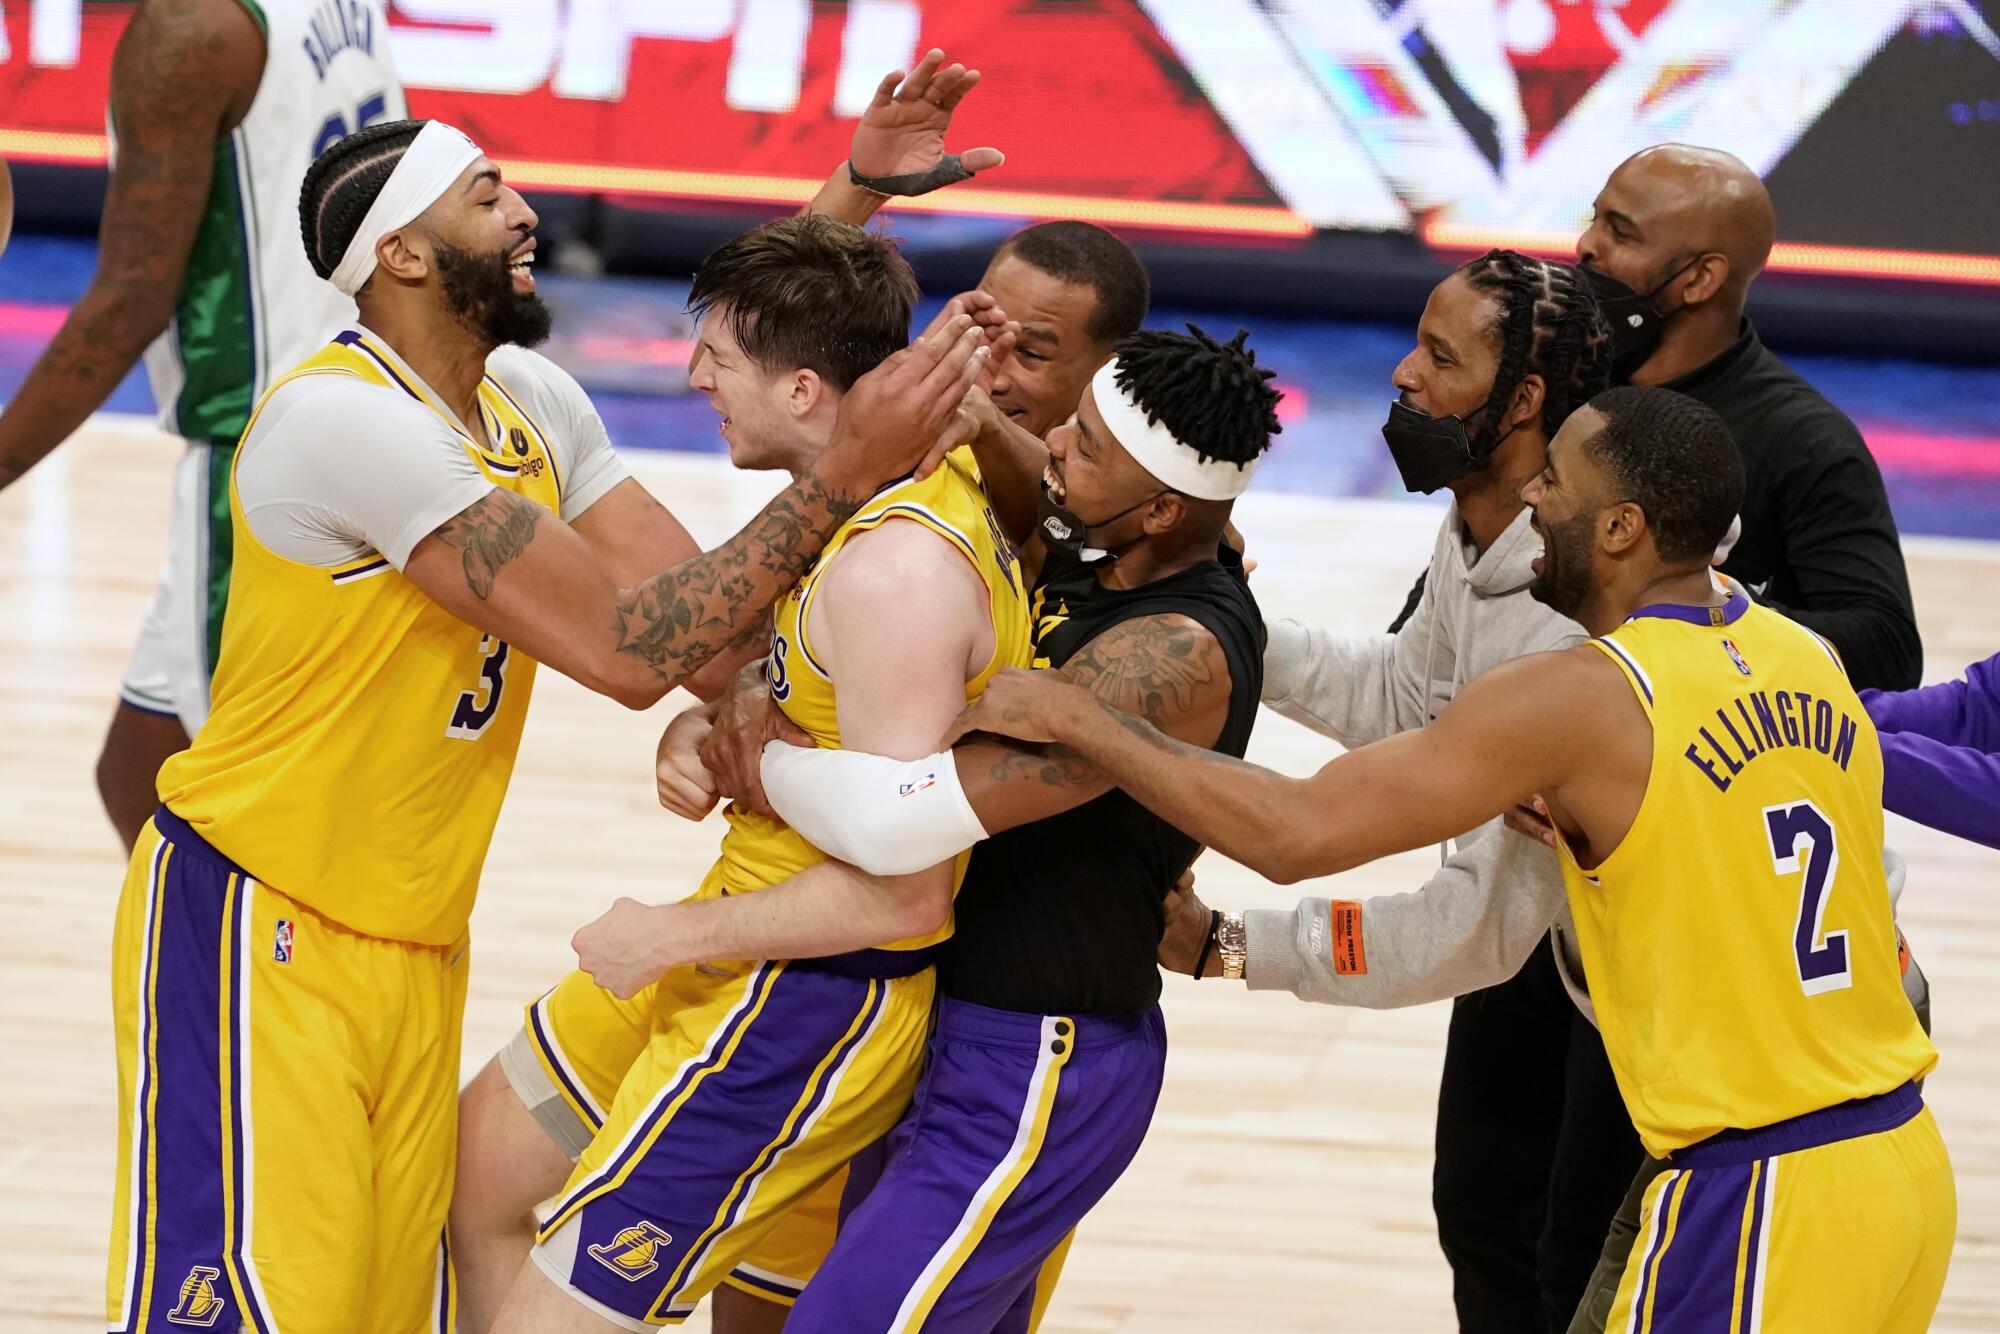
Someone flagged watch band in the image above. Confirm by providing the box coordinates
[1217,911,1248,980]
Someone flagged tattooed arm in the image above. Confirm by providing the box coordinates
[402,464,863,708]
[0,0,265,489]
[401,318,992,707]
[568,478,765,701]
[946,649,1633,886]
[958,612,1233,831]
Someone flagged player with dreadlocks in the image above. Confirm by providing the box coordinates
[1155,249,1634,1332]
[102,118,985,1333]
[572,324,1278,1328]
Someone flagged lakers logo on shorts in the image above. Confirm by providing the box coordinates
[165,1265,227,1326]
[587,1221,675,1280]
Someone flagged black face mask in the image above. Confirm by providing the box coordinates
[1036,479,1165,563]
[1582,257,1697,383]
[1380,399,1507,495]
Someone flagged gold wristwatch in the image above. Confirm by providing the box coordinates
[1216,911,1248,980]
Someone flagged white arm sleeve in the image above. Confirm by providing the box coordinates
[234,377,495,569]
[760,741,989,876]
[486,346,630,522]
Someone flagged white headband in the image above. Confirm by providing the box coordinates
[1090,359,1259,501]
[326,121,485,297]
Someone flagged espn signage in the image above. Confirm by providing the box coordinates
[3,0,1997,283]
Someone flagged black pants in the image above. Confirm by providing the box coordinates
[1433,937,1645,1334]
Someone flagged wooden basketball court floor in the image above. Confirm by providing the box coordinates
[3,417,1995,1331]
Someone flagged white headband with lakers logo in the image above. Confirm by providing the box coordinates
[328,121,485,297]
[1090,359,1259,501]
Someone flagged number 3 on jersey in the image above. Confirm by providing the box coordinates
[447,635,510,740]
[1765,799,1851,996]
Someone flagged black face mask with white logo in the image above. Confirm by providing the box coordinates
[1582,257,1699,383]
[1036,480,1166,563]
[1379,399,1513,495]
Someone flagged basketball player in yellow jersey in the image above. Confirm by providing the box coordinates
[105,118,988,1333]
[473,220,1031,1333]
[959,385,1954,1332]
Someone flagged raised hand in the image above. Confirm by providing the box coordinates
[851,49,1004,186]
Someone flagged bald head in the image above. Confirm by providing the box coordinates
[1577,142,1777,345]
[1622,145,1773,281]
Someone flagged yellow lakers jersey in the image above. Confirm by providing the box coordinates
[157,330,566,947]
[711,447,1032,949]
[1558,588,1936,1155]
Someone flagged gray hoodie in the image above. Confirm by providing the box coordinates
[1245,501,1587,1010]
[1241,503,1917,1020]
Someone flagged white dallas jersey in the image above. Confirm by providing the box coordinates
[121,0,406,444]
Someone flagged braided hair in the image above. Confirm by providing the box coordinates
[1112,324,1281,468]
[1460,249,1613,439]
[298,119,427,282]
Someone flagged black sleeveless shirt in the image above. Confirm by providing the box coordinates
[936,542,1264,1015]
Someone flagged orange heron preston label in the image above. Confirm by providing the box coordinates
[1330,901,1366,975]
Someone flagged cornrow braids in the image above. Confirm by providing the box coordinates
[1111,324,1281,467]
[298,119,428,281]
[1461,248,1614,439]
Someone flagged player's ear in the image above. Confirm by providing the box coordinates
[787,368,824,419]
[375,227,430,284]
[1601,499,1647,556]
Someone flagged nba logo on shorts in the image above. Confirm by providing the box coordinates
[899,772,938,797]
[1722,638,1753,676]
[273,919,294,964]
[588,1221,675,1280]
[165,1265,227,1326]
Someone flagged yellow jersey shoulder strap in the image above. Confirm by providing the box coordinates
[839,446,988,559]
[1584,632,1656,723]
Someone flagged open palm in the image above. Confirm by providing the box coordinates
[850,48,1004,183]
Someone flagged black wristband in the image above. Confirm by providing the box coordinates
[847,155,976,198]
[1191,909,1221,980]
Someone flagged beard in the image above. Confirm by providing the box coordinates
[1529,510,1596,619]
[433,236,552,349]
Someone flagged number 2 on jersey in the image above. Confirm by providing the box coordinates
[447,635,510,740]
[1764,799,1851,996]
